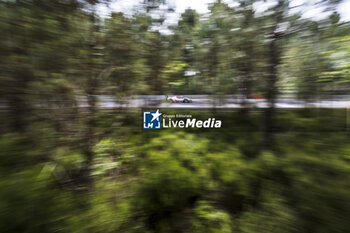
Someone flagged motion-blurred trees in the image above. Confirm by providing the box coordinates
[0,0,350,233]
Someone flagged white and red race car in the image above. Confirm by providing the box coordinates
[166,95,192,103]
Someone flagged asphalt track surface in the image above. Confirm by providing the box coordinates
[1,95,349,109]
[96,95,350,109]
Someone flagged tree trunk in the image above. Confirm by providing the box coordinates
[8,67,34,133]
[264,35,280,149]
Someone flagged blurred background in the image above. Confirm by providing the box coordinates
[0,0,350,232]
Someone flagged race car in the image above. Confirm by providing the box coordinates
[166,95,192,103]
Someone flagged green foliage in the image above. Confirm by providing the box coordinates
[1,0,350,232]
[239,193,297,233]
[192,201,232,233]
[1,111,350,232]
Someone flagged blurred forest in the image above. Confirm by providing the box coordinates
[0,0,350,232]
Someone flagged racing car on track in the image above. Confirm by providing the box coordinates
[166,95,192,103]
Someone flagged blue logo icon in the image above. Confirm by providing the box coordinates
[143,110,162,129]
